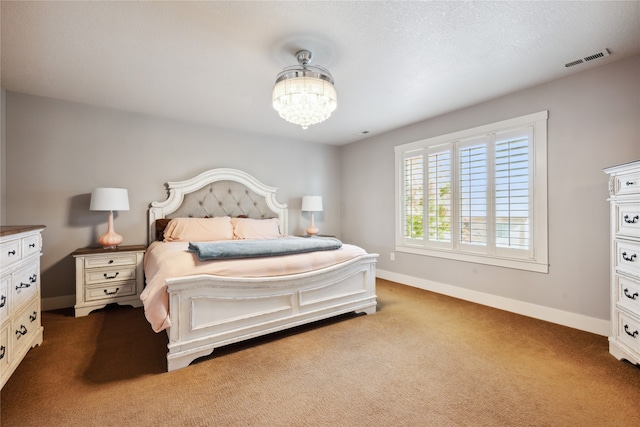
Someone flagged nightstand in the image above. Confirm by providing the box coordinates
[72,245,146,317]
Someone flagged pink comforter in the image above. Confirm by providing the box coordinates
[141,240,367,332]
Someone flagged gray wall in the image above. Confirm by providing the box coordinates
[2,93,341,303]
[341,54,640,324]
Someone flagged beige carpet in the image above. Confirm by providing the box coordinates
[2,279,639,426]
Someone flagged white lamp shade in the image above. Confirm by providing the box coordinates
[301,196,323,212]
[90,188,130,211]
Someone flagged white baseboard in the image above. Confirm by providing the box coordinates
[376,269,610,336]
[42,295,75,312]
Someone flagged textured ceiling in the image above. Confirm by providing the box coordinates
[2,1,639,145]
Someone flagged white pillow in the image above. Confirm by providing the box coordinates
[231,217,281,240]
[163,217,234,242]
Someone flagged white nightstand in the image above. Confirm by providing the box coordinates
[72,245,146,317]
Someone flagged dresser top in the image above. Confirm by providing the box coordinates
[0,225,46,237]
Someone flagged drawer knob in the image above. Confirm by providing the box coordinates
[103,287,120,296]
[108,260,114,264]
[624,215,639,224]
[0,345,5,360]
[15,282,31,290]
[7,250,16,256]
[15,325,27,339]
[623,288,639,300]
[624,324,639,338]
[29,274,37,283]
[0,295,5,308]
[29,311,37,322]
[103,272,119,280]
[626,181,635,186]
[29,243,36,248]
[621,252,637,262]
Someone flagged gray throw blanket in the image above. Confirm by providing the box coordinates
[188,237,343,261]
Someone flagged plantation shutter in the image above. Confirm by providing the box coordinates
[494,128,532,255]
[458,137,489,250]
[403,152,424,240]
[426,144,452,247]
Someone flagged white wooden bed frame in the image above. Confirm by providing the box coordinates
[148,168,378,372]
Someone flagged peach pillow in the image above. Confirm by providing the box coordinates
[230,217,281,240]
[163,217,234,242]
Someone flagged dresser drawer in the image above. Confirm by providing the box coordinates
[0,277,9,322]
[616,311,640,354]
[84,253,137,269]
[615,203,640,239]
[22,233,41,258]
[11,262,40,310]
[85,265,136,285]
[0,239,22,267]
[11,298,40,355]
[614,240,640,278]
[0,325,9,370]
[85,281,136,302]
[616,274,640,314]
[613,170,640,196]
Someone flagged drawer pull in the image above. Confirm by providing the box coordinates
[7,250,16,256]
[103,272,119,280]
[621,252,637,262]
[0,345,5,360]
[623,288,639,300]
[29,243,36,248]
[624,324,639,338]
[624,214,639,224]
[30,274,37,283]
[104,287,120,296]
[15,282,31,290]
[29,311,37,322]
[0,295,5,308]
[15,325,27,339]
[626,181,635,186]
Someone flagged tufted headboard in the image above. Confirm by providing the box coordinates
[148,168,288,245]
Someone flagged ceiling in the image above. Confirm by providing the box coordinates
[2,1,639,146]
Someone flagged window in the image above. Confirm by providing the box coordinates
[395,111,548,273]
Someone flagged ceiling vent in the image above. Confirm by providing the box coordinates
[564,49,610,68]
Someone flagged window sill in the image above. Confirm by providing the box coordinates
[395,245,549,273]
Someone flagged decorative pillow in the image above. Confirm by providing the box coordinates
[230,217,281,240]
[163,217,234,242]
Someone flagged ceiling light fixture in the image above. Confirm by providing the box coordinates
[272,50,337,130]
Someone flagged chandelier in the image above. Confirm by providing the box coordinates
[272,50,337,129]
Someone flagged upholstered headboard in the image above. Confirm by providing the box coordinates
[148,168,288,245]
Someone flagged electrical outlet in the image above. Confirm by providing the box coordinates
[390,252,395,261]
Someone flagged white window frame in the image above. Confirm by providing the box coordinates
[394,111,548,273]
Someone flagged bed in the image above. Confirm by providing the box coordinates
[142,168,378,372]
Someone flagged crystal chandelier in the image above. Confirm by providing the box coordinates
[272,50,337,129]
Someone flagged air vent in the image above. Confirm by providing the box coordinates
[565,49,610,68]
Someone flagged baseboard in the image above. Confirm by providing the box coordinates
[376,269,610,336]
[42,294,75,312]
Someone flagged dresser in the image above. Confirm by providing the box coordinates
[72,245,146,317]
[0,225,45,389]
[604,160,640,366]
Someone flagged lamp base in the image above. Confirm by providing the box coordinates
[306,226,319,236]
[98,211,124,249]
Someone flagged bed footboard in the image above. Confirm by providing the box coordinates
[164,254,377,371]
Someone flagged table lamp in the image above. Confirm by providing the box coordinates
[90,187,130,249]
[301,196,323,236]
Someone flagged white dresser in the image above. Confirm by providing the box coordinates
[0,225,45,389]
[604,160,640,366]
